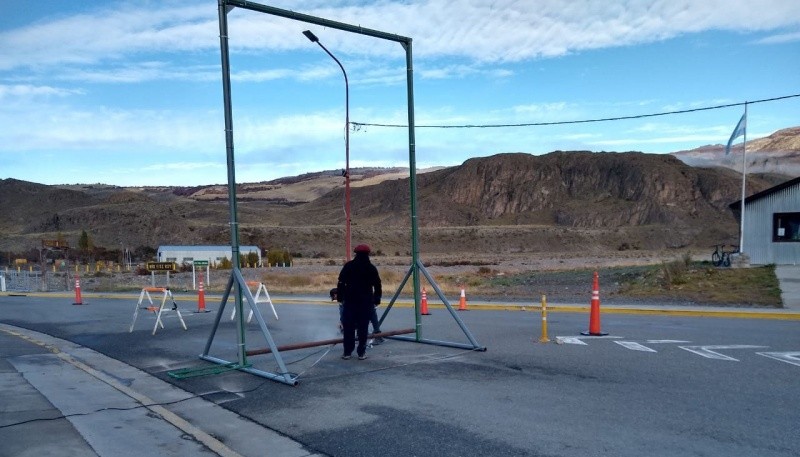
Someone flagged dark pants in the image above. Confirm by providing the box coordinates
[370,306,381,333]
[342,307,370,357]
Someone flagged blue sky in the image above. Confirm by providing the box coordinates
[1,0,799,186]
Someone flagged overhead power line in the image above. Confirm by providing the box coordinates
[351,93,800,129]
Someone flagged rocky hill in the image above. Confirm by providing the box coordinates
[671,126,800,176]
[2,126,799,261]
[1,151,792,262]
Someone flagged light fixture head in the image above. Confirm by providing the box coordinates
[302,30,318,43]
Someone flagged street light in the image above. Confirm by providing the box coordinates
[303,30,352,262]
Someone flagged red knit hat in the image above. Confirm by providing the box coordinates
[353,244,371,254]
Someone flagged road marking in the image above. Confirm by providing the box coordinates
[756,351,800,367]
[615,341,657,352]
[555,335,622,345]
[678,345,767,361]
[646,340,691,344]
[556,337,587,345]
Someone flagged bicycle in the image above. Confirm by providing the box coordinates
[711,244,738,267]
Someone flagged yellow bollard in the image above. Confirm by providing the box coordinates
[539,294,550,343]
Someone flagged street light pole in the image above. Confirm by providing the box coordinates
[302,30,351,262]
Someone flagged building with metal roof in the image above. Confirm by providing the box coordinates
[730,177,800,265]
[156,245,262,267]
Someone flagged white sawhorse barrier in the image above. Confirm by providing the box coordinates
[230,281,278,323]
[130,287,187,335]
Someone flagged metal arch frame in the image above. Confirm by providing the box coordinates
[202,0,484,386]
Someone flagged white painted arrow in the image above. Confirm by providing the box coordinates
[757,352,800,367]
[679,345,767,361]
[556,337,587,345]
[616,341,657,352]
[555,335,622,345]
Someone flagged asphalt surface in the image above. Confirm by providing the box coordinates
[1,266,799,457]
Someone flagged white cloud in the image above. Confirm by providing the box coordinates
[755,30,800,44]
[141,161,224,172]
[0,84,83,100]
[3,0,799,74]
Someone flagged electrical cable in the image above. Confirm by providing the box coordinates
[0,343,481,429]
[296,346,486,382]
[350,93,800,129]
[0,369,277,430]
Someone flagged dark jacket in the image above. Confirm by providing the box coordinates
[337,253,382,313]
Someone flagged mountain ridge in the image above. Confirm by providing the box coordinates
[1,126,798,259]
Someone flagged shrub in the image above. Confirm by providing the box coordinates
[661,259,687,288]
[267,249,292,266]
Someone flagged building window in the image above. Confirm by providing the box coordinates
[773,212,800,242]
[183,257,194,262]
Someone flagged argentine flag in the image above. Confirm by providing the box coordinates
[725,113,747,155]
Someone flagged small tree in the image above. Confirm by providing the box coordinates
[267,248,292,266]
[78,230,90,252]
[77,230,94,262]
[246,251,259,267]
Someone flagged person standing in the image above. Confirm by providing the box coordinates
[337,244,382,360]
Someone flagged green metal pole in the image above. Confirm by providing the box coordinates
[402,40,422,342]
[218,0,246,366]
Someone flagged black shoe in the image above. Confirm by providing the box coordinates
[341,354,351,360]
[358,354,367,360]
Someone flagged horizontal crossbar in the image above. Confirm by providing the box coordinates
[245,328,415,356]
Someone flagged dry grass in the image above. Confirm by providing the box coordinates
[617,262,782,307]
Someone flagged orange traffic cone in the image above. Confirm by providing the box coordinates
[458,287,468,311]
[421,287,430,315]
[581,271,607,336]
[72,275,84,305]
[197,273,208,313]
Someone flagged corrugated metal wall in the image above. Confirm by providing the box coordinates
[743,183,800,265]
[157,246,261,264]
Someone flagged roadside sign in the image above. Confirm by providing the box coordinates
[193,260,209,267]
[146,262,177,272]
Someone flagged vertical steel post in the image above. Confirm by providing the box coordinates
[217,0,247,366]
[402,40,422,342]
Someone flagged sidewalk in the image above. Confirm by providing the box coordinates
[775,265,800,310]
[0,323,322,457]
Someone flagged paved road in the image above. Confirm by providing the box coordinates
[1,291,799,457]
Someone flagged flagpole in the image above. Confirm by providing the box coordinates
[738,102,748,253]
